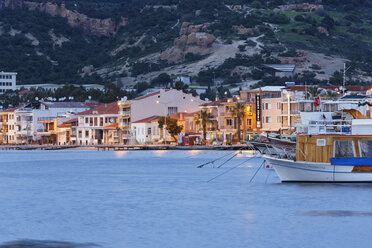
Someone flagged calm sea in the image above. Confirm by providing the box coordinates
[0,150,371,248]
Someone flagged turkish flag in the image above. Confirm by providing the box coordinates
[314,96,321,107]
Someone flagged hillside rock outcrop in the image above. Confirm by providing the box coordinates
[1,0,128,37]
[161,31,216,63]
[161,22,216,63]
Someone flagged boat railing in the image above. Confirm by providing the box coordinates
[297,120,352,135]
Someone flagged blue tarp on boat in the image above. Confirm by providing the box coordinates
[331,157,372,166]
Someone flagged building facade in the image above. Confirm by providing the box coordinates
[76,102,119,145]
[0,71,17,94]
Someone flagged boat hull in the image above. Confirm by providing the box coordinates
[263,155,372,182]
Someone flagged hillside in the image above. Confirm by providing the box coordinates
[0,0,372,87]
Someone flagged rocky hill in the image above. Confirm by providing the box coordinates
[0,0,372,87]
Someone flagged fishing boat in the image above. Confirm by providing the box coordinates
[263,118,372,182]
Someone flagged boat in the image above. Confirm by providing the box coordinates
[263,118,372,182]
[249,133,296,156]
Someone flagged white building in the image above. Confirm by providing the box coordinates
[131,115,162,144]
[76,102,119,145]
[0,71,17,94]
[131,89,205,123]
[14,102,90,144]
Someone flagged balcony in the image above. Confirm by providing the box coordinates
[119,111,131,116]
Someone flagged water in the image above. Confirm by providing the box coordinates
[0,150,372,248]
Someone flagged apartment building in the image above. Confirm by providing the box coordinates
[131,115,162,144]
[0,71,17,94]
[118,98,131,145]
[241,86,284,133]
[14,102,90,144]
[76,102,119,145]
[131,89,205,122]
[0,106,22,144]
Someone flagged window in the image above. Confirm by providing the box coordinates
[334,140,355,158]
[277,102,281,109]
[264,103,271,110]
[85,130,89,137]
[277,116,281,123]
[148,127,151,135]
[168,107,178,115]
[266,116,272,123]
[78,130,82,138]
[359,140,372,157]
[226,119,233,126]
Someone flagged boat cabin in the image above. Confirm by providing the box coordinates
[296,135,372,163]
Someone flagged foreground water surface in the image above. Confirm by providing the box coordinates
[0,150,371,248]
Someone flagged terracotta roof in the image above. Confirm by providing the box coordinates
[77,102,119,115]
[18,90,32,96]
[132,115,162,123]
[133,90,169,101]
[0,105,22,113]
[58,118,78,128]
[103,123,119,129]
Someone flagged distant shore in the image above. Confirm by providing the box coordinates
[0,144,253,151]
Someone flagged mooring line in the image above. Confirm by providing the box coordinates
[249,160,265,183]
[197,150,239,168]
[207,154,259,183]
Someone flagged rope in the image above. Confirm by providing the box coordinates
[207,154,259,183]
[197,149,241,168]
[249,159,265,183]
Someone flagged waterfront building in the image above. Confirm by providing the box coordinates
[131,115,162,144]
[13,102,90,144]
[0,71,17,94]
[240,86,284,133]
[57,117,78,145]
[118,98,131,145]
[131,89,205,123]
[76,102,119,145]
[0,106,22,144]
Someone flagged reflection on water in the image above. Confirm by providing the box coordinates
[114,151,128,158]
[0,240,98,248]
[152,150,168,157]
[300,210,372,217]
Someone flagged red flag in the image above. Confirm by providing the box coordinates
[314,96,320,107]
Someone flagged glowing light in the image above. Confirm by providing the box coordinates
[153,150,167,157]
[114,151,128,158]
[186,150,201,157]
[286,94,290,99]
[156,100,160,104]
[237,96,240,100]
[191,99,194,102]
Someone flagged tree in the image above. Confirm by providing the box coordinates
[158,117,183,142]
[193,110,213,145]
[229,102,246,142]
[306,86,322,98]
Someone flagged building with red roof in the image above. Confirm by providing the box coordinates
[76,102,120,145]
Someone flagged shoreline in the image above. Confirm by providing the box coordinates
[0,144,254,151]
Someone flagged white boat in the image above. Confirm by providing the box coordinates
[264,118,372,182]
